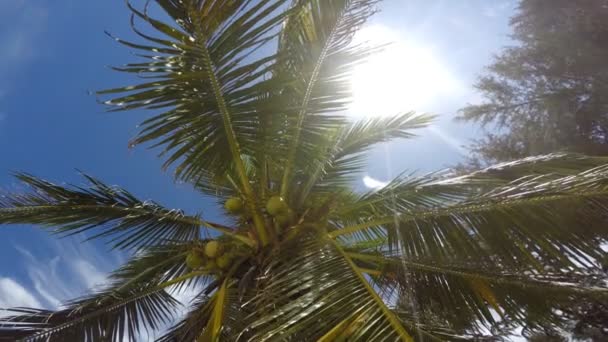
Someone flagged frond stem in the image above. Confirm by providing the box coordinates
[280,4,349,199]
[189,6,269,246]
[329,238,413,341]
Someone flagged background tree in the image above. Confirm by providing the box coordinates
[0,1,607,341]
[459,0,608,165]
[459,1,608,339]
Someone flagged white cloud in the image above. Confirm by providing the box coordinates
[0,277,42,310]
[12,239,117,309]
[71,259,107,291]
[0,2,48,67]
[363,175,389,190]
[0,1,48,102]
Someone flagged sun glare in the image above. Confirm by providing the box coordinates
[349,26,459,118]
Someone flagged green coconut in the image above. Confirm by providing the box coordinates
[216,254,233,270]
[266,196,288,216]
[204,240,223,258]
[224,197,243,214]
[275,209,294,226]
[185,251,204,269]
[205,258,218,270]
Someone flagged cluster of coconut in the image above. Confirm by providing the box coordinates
[224,195,294,227]
[185,240,236,272]
[265,196,294,226]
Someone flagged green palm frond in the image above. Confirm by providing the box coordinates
[299,112,433,202]
[0,173,245,249]
[99,0,299,245]
[332,156,608,271]
[237,231,413,341]
[346,251,607,335]
[279,0,379,199]
[0,243,214,341]
[100,0,290,183]
[0,290,177,342]
[155,292,214,342]
[157,282,253,341]
[456,153,608,183]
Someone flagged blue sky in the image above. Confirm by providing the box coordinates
[0,0,514,327]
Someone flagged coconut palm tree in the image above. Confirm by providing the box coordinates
[1,1,607,341]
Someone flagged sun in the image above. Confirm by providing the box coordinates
[349,25,458,118]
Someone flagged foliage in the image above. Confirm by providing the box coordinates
[458,1,608,338]
[1,0,607,341]
[459,0,608,165]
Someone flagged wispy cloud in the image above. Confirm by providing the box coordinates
[0,278,42,311]
[11,238,117,309]
[0,1,48,103]
[363,175,389,190]
[0,1,48,67]
[3,237,197,339]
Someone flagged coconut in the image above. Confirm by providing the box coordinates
[216,254,232,270]
[205,258,218,270]
[275,209,294,226]
[204,240,223,258]
[185,251,204,269]
[266,196,288,216]
[224,197,243,214]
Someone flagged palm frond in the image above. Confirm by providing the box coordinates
[279,0,379,199]
[330,156,608,272]
[98,0,287,183]
[156,283,252,341]
[0,243,214,341]
[298,112,433,203]
[99,0,297,245]
[155,293,213,342]
[237,231,413,341]
[0,288,178,342]
[456,153,608,183]
[0,173,231,249]
[347,250,608,336]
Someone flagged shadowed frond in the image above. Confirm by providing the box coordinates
[346,250,608,336]
[456,153,608,183]
[237,231,413,341]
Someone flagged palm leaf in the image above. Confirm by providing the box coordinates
[237,231,413,341]
[347,251,608,336]
[0,288,178,342]
[278,0,379,199]
[298,112,433,203]
[99,0,301,244]
[0,244,213,341]
[0,173,229,249]
[331,156,608,272]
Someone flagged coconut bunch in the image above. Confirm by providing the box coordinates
[225,195,295,229]
[185,239,247,273]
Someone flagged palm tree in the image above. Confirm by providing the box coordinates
[0,0,607,340]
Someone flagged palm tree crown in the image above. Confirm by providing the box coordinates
[1,1,607,341]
